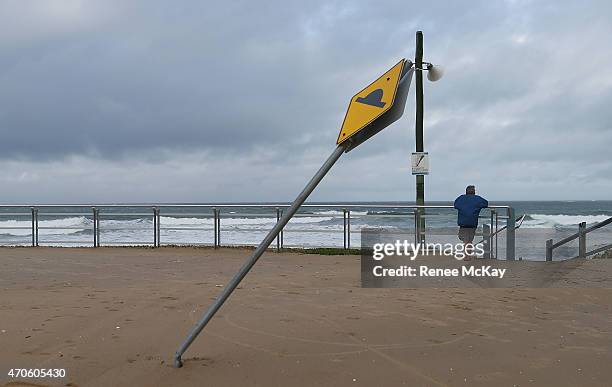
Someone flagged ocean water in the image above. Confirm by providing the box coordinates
[0,201,611,261]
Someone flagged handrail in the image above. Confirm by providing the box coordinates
[547,217,612,249]
[0,204,515,259]
[0,203,510,209]
[546,216,612,261]
[585,216,612,233]
[550,232,580,249]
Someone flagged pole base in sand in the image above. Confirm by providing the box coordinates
[173,354,183,368]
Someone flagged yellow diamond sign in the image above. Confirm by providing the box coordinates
[337,59,406,145]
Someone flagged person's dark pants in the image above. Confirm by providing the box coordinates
[458,226,476,244]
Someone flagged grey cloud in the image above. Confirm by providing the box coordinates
[0,0,611,201]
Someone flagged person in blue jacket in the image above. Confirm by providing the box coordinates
[454,185,488,258]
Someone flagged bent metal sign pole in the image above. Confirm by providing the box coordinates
[173,59,415,368]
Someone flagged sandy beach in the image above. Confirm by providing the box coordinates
[0,247,611,386]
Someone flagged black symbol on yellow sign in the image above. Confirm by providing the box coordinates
[355,89,385,108]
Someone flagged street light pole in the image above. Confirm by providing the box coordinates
[415,31,425,242]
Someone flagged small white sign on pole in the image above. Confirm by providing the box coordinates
[411,152,429,175]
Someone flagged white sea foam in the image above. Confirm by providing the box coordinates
[313,210,368,216]
[0,216,91,236]
[160,216,213,226]
[0,215,340,237]
[522,214,610,228]
[102,218,150,226]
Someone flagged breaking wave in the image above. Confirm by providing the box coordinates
[522,214,610,228]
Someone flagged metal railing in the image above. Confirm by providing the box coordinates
[545,216,612,260]
[0,204,516,259]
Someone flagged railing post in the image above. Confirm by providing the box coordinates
[35,208,39,246]
[213,208,217,248]
[95,208,100,247]
[152,207,158,248]
[156,207,161,247]
[343,209,347,250]
[489,210,494,258]
[347,210,351,249]
[31,207,36,247]
[280,209,284,249]
[578,222,586,258]
[506,207,516,261]
[546,239,553,261]
[276,207,280,252]
[92,207,97,247]
[216,209,221,248]
[493,210,498,260]
[483,224,491,259]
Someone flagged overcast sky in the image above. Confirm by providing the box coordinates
[1,0,611,203]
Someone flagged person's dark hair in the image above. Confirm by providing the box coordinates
[466,185,476,195]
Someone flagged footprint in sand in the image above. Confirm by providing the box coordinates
[450,304,472,311]
[182,356,214,367]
